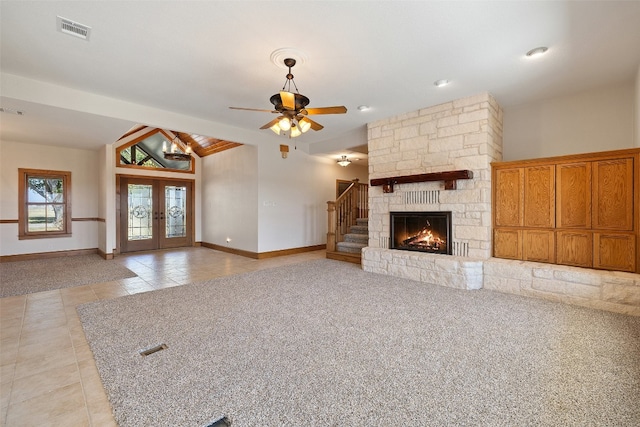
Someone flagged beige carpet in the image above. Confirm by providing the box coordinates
[78,259,640,427]
[0,254,137,297]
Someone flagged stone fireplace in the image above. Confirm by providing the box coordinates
[362,92,502,290]
[362,92,639,315]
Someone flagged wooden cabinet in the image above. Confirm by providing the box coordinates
[494,168,523,227]
[593,232,636,272]
[494,229,521,259]
[556,230,592,268]
[524,165,555,228]
[592,158,634,230]
[556,162,591,229]
[523,230,555,263]
[492,149,639,273]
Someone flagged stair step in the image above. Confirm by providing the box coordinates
[344,233,368,244]
[349,225,368,235]
[336,241,366,254]
[356,218,369,226]
[326,250,361,264]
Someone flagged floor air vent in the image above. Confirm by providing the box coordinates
[57,16,91,40]
[205,416,231,427]
[139,343,167,356]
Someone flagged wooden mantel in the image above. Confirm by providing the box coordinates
[370,169,474,193]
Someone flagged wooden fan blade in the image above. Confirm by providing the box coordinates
[305,117,324,131]
[229,107,276,113]
[259,118,280,130]
[280,91,296,110]
[304,106,347,115]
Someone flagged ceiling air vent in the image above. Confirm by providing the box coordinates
[57,16,91,40]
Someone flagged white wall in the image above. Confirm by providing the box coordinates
[256,140,368,253]
[0,140,100,256]
[503,81,635,160]
[200,140,368,254]
[201,144,259,252]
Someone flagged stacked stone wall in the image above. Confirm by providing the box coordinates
[484,258,640,316]
[367,92,502,259]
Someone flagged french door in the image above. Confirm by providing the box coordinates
[119,176,193,253]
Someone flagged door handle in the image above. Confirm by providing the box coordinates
[154,211,158,220]
[160,212,165,220]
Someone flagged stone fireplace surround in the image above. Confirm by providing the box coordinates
[362,92,639,316]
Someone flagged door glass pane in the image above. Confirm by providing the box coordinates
[128,184,153,241]
[165,185,186,238]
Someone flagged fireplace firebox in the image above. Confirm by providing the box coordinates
[390,211,452,254]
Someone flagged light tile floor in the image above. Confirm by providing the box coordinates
[1,247,325,426]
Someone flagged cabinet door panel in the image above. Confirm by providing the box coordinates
[494,168,524,227]
[524,165,555,228]
[592,158,634,230]
[494,229,522,260]
[523,230,555,263]
[593,233,636,272]
[556,231,592,268]
[556,162,591,229]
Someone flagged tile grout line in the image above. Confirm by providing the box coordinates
[67,286,100,426]
[1,296,27,427]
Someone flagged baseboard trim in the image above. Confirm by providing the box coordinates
[1,248,99,263]
[201,243,326,259]
[326,250,362,264]
[97,248,114,260]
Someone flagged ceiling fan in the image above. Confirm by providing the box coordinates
[229,58,347,138]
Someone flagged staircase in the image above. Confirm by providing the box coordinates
[326,179,369,264]
[328,218,368,263]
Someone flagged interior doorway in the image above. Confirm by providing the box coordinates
[118,175,194,253]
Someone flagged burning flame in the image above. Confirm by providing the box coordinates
[401,220,445,250]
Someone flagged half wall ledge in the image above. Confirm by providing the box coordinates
[370,169,474,193]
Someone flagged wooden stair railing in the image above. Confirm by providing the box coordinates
[327,179,369,253]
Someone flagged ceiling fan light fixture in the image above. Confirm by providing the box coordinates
[229,56,346,138]
[270,123,281,135]
[278,117,291,131]
[290,124,302,138]
[337,155,351,167]
[298,117,311,133]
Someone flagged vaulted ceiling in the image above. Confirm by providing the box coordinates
[119,125,243,158]
[1,1,638,159]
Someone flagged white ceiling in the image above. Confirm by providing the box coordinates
[1,1,639,159]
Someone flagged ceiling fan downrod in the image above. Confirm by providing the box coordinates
[282,58,300,93]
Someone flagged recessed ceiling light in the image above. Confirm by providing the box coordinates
[357,105,370,111]
[434,79,449,87]
[526,46,548,57]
